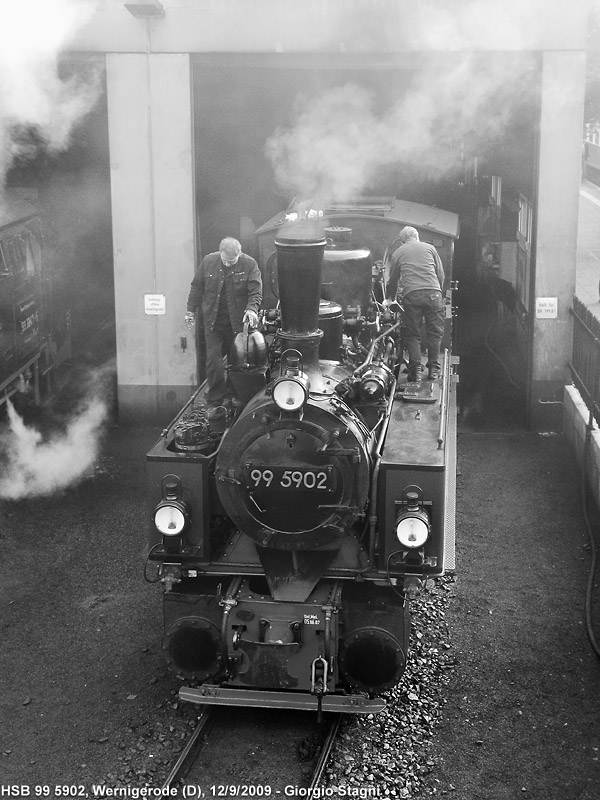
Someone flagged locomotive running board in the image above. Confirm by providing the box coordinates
[179,686,386,714]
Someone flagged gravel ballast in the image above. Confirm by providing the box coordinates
[2,415,600,797]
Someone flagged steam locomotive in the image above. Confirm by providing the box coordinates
[146,198,458,714]
[0,189,71,411]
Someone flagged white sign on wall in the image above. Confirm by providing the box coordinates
[144,294,166,315]
[535,297,558,319]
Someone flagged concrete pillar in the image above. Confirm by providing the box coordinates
[530,50,586,430]
[106,53,196,424]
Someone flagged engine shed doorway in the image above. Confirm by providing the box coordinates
[191,52,540,429]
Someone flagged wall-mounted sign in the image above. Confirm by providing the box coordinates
[144,293,166,315]
[535,297,558,319]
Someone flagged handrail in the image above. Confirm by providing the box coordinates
[368,375,397,564]
[437,349,450,449]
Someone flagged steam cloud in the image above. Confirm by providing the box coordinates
[266,56,535,203]
[266,0,543,202]
[0,395,108,500]
[0,0,99,188]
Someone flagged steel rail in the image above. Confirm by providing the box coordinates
[309,714,342,792]
[160,707,219,792]
[160,706,340,795]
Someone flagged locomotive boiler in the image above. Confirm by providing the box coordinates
[146,198,458,714]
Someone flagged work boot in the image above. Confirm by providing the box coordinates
[428,366,441,380]
[223,395,243,410]
[207,404,228,434]
[407,364,423,383]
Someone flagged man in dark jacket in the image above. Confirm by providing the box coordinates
[185,237,262,406]
[384,226,445,382]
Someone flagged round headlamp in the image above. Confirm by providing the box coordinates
[154,502,188,536]
[395,514,429,549]
[272,376,309,411]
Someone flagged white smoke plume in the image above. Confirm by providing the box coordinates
[265,0,547,202]
[0,0,99,187]
[0,394,108,501]
[266,53,536,203]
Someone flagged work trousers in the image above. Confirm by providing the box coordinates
[403,289,445,370]
[204,323,234,405]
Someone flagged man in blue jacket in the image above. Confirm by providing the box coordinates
[384,226,445,382]
[185,237,262,406]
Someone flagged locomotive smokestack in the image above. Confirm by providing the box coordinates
[275,228,326,335]
[274,227,326,380]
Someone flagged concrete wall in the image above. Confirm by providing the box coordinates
[563,385,600,511]
[69,1,588,54]
[106,53,196,423]
[530,51,587,430]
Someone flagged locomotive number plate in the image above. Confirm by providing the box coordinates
[245,465,333,492]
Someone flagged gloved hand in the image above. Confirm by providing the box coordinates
[243,309,259,330]
[184,312,195,329]
[381,298,392,308]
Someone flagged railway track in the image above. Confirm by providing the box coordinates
[160,706,341,797]
[308,712,341,791]
[160,707,221,793]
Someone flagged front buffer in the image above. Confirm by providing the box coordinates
[164,576,409,714]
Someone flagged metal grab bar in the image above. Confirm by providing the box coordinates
[368,375,397,564]
[437,349,450,449]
